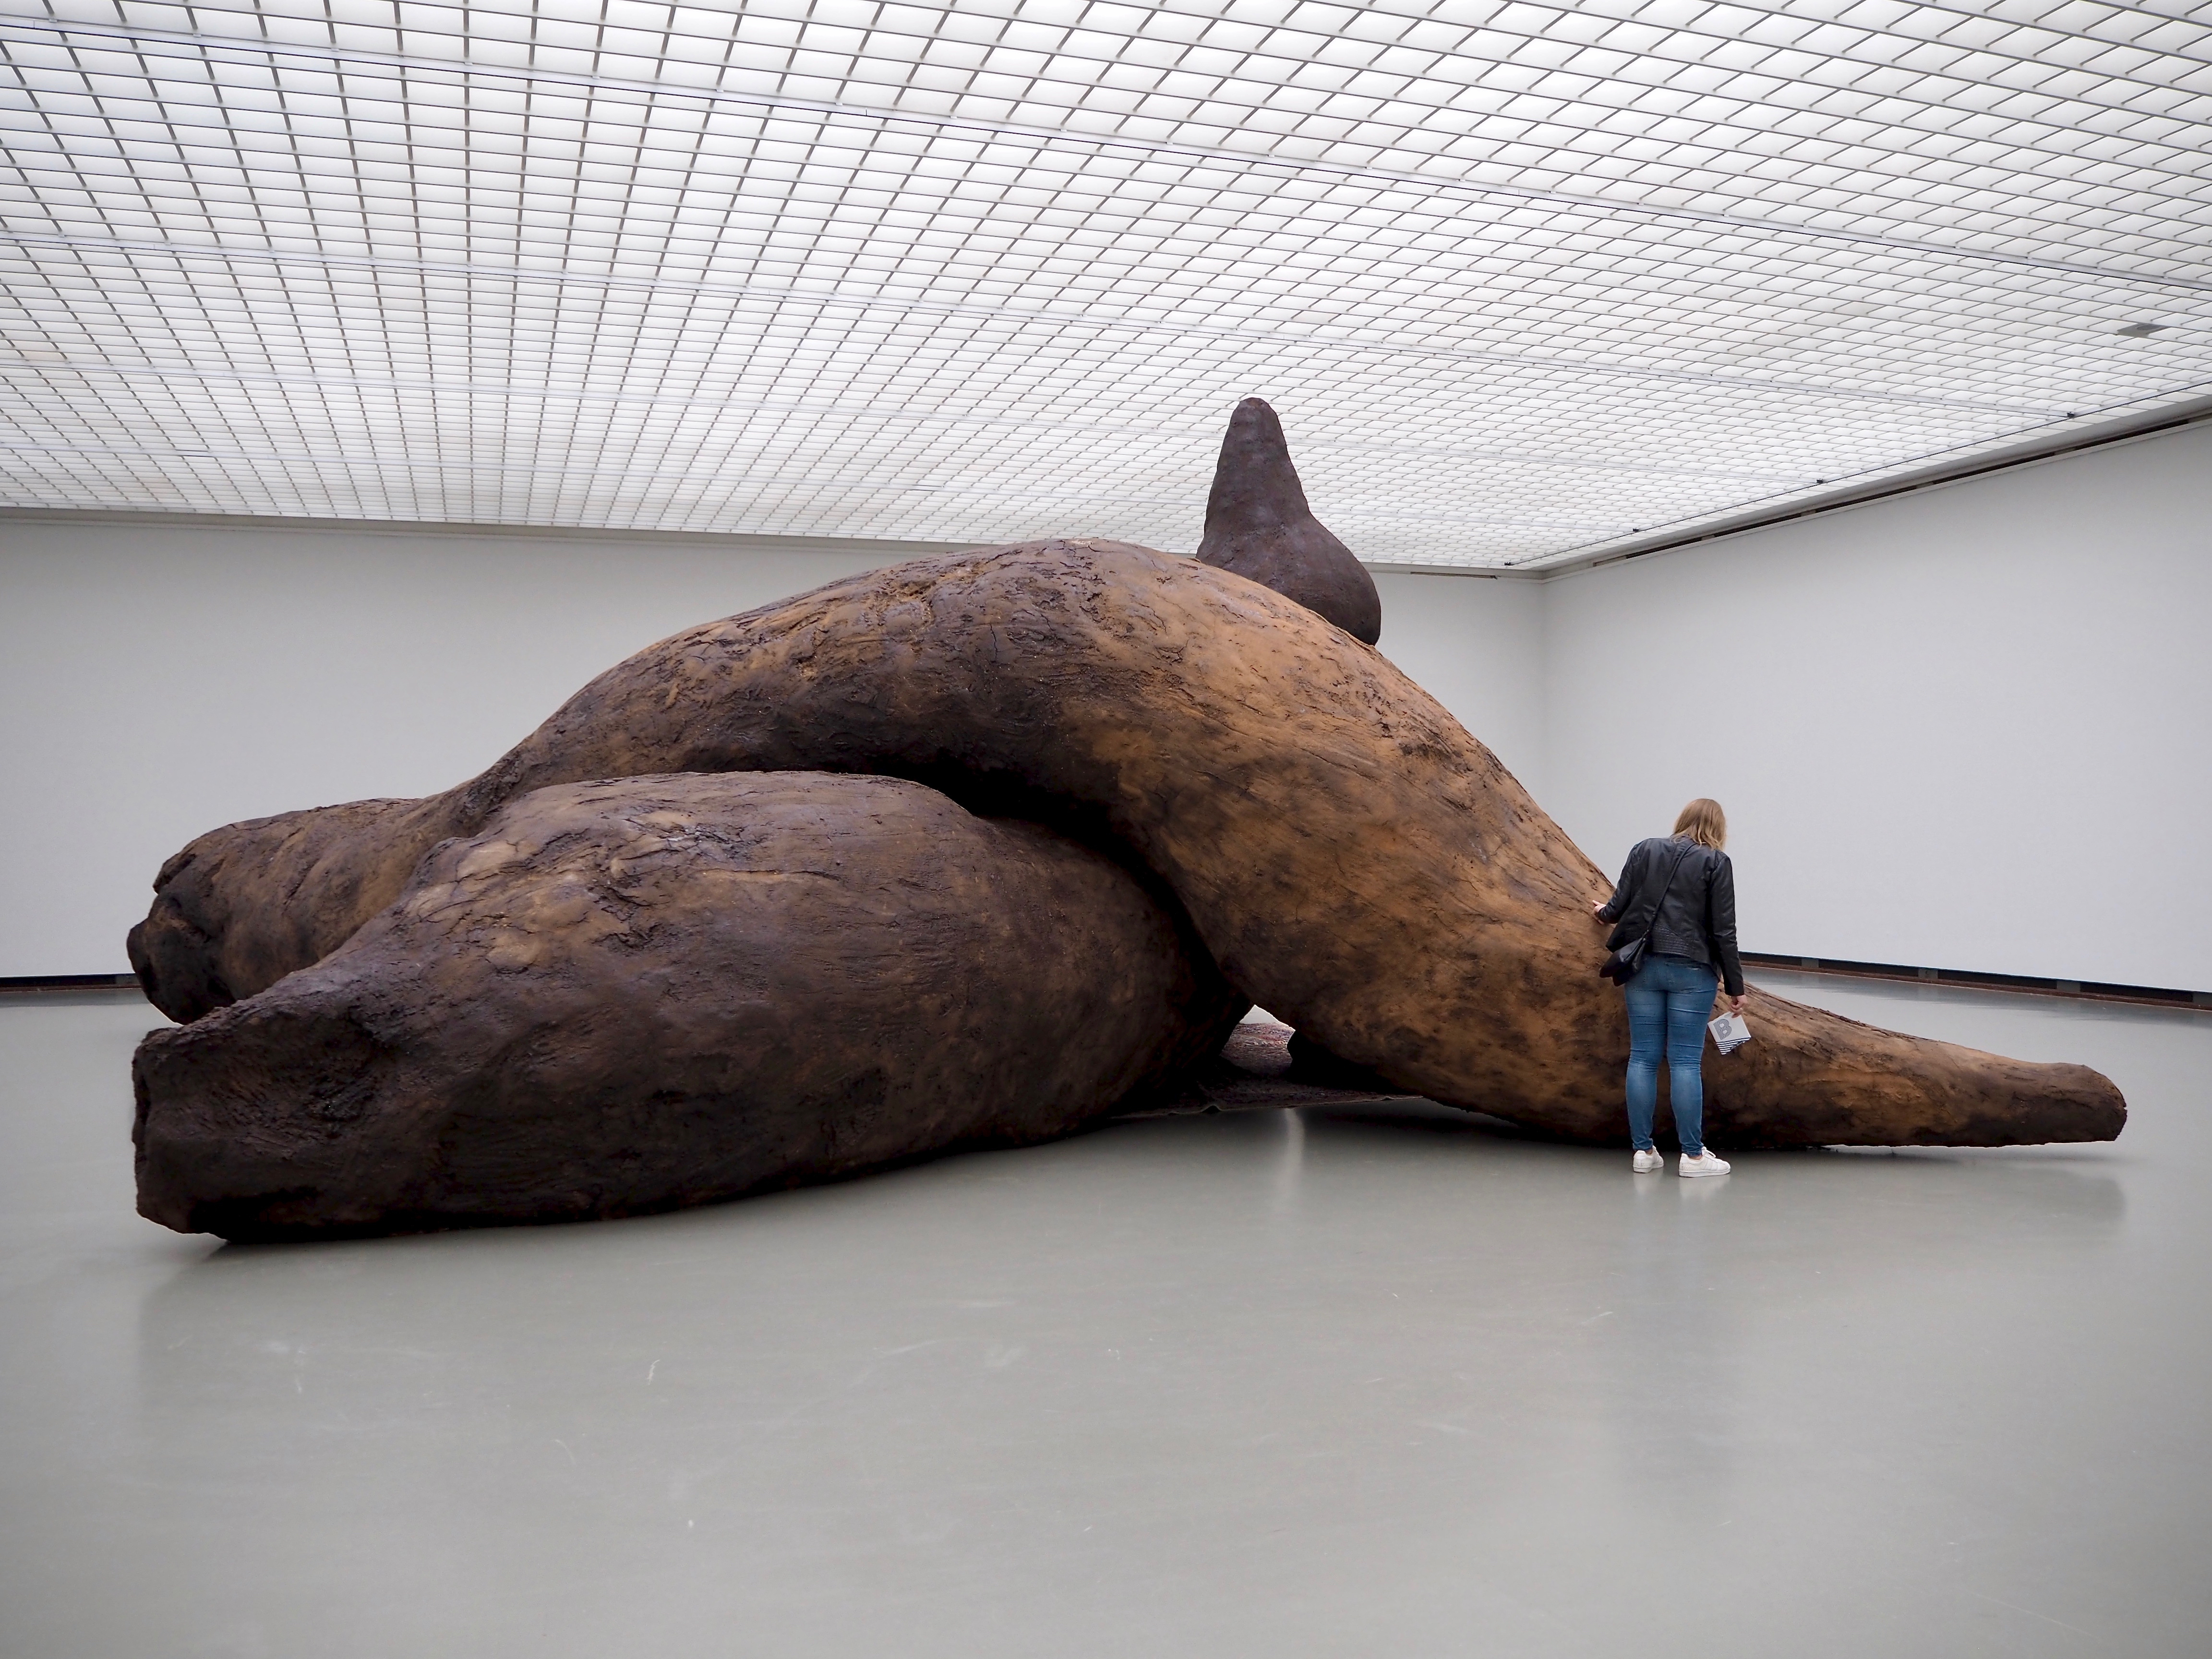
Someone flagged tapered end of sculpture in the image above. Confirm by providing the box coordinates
[1699,988,2129,1149]
[1196,397,1382,646]
[128,895,226,1026]
[130,796,457,1026]
[2032,1064,2128,1143]
[132,1002,419,1239]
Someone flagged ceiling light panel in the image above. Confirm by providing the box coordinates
[1,0,2207,567]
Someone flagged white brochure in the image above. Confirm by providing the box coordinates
[1707,1011,1753,1054]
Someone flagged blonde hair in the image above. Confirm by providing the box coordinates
[1673,798,1727,851]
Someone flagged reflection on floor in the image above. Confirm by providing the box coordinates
[1,974,2206,1659]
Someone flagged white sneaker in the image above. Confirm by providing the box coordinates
[1631,1149,1664,1173]
[1678,1151,1732,1178]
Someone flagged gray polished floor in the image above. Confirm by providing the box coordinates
[2,975,2206,1659]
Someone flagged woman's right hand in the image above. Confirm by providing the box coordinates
[1589,899,1608,922]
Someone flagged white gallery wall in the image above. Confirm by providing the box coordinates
[4,421,2202,988]
[1372,569,1546,795]
[0,517,1540,978]
[1542,420,2212,993]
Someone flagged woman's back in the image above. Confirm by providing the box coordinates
[1594,798,1744,1175]
[1639,836,1735,975]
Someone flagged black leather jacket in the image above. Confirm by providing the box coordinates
[1598,836,1744,997]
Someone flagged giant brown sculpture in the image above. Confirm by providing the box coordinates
[130,519,2124,1240]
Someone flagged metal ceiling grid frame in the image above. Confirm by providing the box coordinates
[1,0,2207,568]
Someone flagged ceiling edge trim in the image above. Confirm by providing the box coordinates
[1516,393,2212,582]
[0,508,974,556]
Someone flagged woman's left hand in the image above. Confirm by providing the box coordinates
[1589,899,1608,921]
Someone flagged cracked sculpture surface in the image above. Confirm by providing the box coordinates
[134,774,1242,1238]
[129,409,2125,1239]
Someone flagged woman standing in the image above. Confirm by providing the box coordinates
[1591,798,1747,1177]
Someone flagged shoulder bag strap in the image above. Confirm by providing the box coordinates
[1639,839,1696,941]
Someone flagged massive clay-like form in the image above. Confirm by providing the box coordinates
[133,772,1244,1239]
[131,538,2123,1164]
[1195,397,1382,645]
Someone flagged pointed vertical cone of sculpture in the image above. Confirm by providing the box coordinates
[1195,397,1383,645]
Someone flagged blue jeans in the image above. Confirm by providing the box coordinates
[1622,953,1718,1155]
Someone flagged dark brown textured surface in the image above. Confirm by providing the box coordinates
[1194,397,1382,645]
[132,773,1245,1239]
[129,538,2123,1150]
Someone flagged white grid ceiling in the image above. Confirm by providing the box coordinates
[2,0,2208,568]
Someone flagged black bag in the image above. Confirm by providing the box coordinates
[1597,840,1695,986]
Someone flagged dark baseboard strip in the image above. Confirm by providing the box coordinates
[8,962,2206,1013]
[1744,953,2210,1012]
[0,973,143,995]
